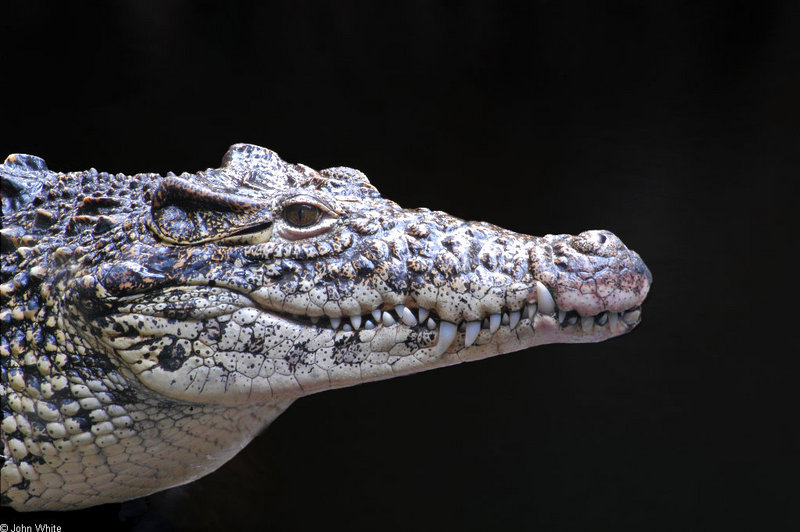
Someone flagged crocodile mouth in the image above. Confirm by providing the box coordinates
[282,300,642,334]
[111,281,644,357]
[279,298,643,355]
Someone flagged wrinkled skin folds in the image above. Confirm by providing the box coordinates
[1,144,651,510]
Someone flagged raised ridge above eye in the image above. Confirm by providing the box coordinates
[2,154,48,218]
[221,143,277,167]
[3,153,48,172]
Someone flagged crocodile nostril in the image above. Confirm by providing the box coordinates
[571,230,625,257]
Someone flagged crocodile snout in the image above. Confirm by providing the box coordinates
[528,229,651,318]
[572,229,652,286]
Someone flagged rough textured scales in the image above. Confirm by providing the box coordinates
[1,144,651,511]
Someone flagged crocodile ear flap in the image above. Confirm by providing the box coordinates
[319,166,372,186]
[149,176,274,245]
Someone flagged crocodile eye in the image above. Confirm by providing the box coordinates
[277,195,339,240]
[283,203,321,227]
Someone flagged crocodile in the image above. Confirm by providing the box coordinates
[0,144,651,511]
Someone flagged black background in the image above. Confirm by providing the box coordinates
[1,1,796,530]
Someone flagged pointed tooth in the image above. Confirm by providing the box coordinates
[567,313,578,326]
[501,313,509,325]
[399,306,418,327]
[372,309,382,322]
[433,321,458,356]
[329,317,341,329]
[364,320,376,330]
[489,313,501,333]
[622,308,641,325]
[558,310,566,323]
[608,312,619,330]
[342,323,353,332]
[536,281,556,314]
[418,308,429,322]
[426,318,436,330]
[310,316,320,324]
[350,315,362,330]
[464,321,481,347]
[581,315,593,332]
[509,310,520,329]
[526,303,537,320]
[382,312,395,326]
[596,311,608,326]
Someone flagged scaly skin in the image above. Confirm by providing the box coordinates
[0,144,651,511]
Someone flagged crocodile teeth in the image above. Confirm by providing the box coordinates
[464,320,481,347]
[608,311,619,329]
[397,305,418,327]
[622,308,641,325]
[489,313,501,333]
[433,321,458,356]
[536,281,556,314]
[298,297,637,336]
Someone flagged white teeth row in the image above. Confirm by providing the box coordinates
[312,304,435,332]
[306,280,641,353]
[554,307,641,329]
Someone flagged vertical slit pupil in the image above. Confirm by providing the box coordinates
[285,203,320,227]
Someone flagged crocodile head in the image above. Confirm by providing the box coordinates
[1,143,651,510]
[67,144,651,405]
